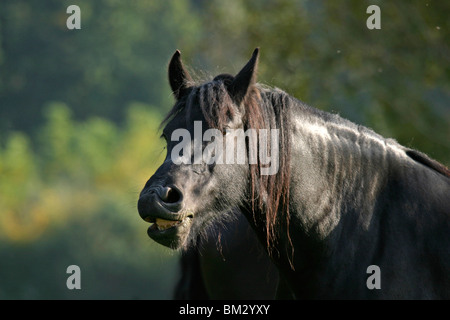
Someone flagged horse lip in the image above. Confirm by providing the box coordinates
[138,192,186,222]
[159,198,183,213]
[146,215,193,249]
[150,199,184,221]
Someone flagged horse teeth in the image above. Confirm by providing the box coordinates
[155,218,179,230]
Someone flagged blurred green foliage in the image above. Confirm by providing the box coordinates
[0,103,178,299]
[0,0,448,299]
[0,0,200,133]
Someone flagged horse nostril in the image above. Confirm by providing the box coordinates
[158,186,182,204]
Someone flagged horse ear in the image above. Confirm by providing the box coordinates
[229,48,259,105]
[168,50,192,100]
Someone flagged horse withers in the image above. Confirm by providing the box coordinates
[138,48,450,299]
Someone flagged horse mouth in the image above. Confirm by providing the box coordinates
[145,214,193,248]
[148,217,182,230]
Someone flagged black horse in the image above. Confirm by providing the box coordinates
[138,48,450,299]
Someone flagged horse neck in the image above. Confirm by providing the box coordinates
[288,108,403,239]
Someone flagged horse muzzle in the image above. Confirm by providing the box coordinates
[137,185,193,248]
